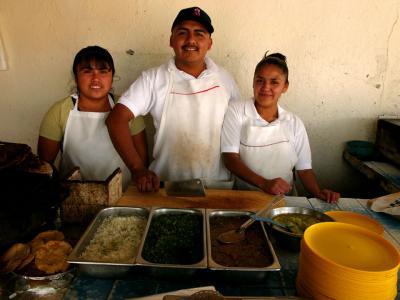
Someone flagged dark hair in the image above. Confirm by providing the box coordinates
[254,52,289,82]
[72,46,115,78]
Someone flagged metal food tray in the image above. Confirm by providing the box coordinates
[136,207,207,278]
[164,296,306,300]
[68,206,150,277]
[206,209,280,281]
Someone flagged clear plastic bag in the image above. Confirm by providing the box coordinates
[369,192,400,219]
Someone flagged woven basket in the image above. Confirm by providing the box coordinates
[61,168,122,223]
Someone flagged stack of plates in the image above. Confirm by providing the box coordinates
[296,222,400,300]
[325,210,384,235]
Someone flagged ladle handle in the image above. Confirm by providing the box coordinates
[238,194,284,232]
[251,216,290,230]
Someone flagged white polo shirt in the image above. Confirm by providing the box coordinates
[221,99,313,171]
[119,57,241,130]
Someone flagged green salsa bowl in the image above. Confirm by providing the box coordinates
[265,206,334,252]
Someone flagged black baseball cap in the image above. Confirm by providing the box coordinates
[171,7,214,34]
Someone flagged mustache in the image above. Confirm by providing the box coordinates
[182,44,199,49]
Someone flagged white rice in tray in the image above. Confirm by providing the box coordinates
[80,215,147,263]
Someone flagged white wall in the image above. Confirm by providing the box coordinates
[1,0,399,196]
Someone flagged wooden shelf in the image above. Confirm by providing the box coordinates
[343,150,400,193]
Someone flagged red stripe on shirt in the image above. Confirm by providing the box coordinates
[170,85,220,95]
[240,140,289,148]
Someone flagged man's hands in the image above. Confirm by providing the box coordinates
[132,168,160,192]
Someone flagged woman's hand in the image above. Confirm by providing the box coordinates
[315,189,340,203]
[260,178,291,195]
[223,153,291,194]
[297,169,340,203]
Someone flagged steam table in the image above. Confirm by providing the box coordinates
[63,195,400,300]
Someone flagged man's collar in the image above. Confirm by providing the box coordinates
[168,56,217,77]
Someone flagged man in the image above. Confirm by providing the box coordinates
[106,7,240,192]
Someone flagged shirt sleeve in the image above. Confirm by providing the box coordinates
[128,116,145,135]
[293,116,313,170]
[230,78,241,102]
[39,97,71,141]
[115,95,146,135]
[119,71,154,118]
[218,68,242,103]
[221,100,244,153]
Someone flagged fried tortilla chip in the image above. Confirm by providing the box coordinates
[0,243,30,274]
[35,240,72,274]
[31,230,65,244]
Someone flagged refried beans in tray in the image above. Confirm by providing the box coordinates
[210,216,273,268]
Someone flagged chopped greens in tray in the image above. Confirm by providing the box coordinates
[141,213,203,264]
[272,213,322,235]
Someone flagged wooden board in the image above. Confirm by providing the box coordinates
[343,150,400,193]
[117,185,284,211]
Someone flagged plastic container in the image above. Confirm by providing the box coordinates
[346,140,378,160]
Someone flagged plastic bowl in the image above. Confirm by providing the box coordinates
[346,140,378,160]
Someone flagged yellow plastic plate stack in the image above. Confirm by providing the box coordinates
[296,222,400,300]
[325,210,384,235]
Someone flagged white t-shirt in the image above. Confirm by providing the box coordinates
[221,99,312,171]
[119,57,241,129]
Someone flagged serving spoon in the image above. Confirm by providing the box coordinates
[217,195,284,244]
[251,215,296,233]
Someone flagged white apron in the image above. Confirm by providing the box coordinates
[61,95,131,190]
[235,115,298,191]
[150,70,231,187]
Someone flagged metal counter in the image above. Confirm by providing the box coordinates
[61,197,399,300]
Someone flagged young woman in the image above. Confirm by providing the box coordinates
[221,52,339,203]
[38,46,147,190]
